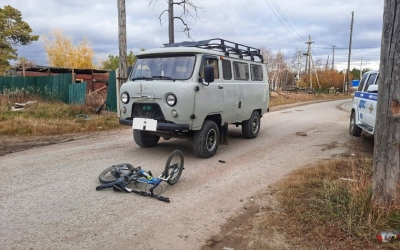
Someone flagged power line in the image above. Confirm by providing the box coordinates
[269,0,305,41]
[314,46,381,50]
[263,0,304,43]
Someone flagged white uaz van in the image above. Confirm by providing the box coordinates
[119,39,270,158]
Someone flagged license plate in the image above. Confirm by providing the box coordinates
[132,118,157,131]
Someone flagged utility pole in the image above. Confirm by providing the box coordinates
[331,45,336,70]
[305,35,314,89]
[117,0,127,80]
[346,11,354,94]
[326,55,330,69]
[168,0,174,43]
[303,51,308,74]
[359,57,363,80]
[372,0,400,206]
[297,50,301,86]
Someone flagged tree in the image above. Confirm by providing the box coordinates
[298,69,344,90]
[100,50,140,70]
[261,48,296,90]
[42,29,95,69]
[0,5,38,75]
[350,67,372,80]
[150,0,201,43]
[13,57,35,76]
[372,0,400,206]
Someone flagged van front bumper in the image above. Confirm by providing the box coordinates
[119,118,190,131]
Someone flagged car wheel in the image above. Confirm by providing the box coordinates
[193,120,219,158]
[349,111,362,136]
[133,130,160,147]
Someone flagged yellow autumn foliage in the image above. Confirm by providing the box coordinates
[43,29,95,69]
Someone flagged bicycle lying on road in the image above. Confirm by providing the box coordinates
[96,150,184,202]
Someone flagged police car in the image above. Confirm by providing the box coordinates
[349,70,379,136]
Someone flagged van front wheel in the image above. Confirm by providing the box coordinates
[193,120,219,158]
[242,111,261,139]
[133,130,160,147]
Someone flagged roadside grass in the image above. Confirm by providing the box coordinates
[255,158,400,249]
[269,91,351,107]
[0,90,120,136]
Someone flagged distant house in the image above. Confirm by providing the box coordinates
[13,65,109,93]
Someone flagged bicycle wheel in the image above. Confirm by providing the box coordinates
[98,163,133,184]
[164,150,184,185]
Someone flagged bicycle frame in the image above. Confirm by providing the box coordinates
[96,149,184,203]
[96,167,176,202]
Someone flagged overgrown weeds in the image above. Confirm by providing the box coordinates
[0,90,120,136]
[269,158,400,249]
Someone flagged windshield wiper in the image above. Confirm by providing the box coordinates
[131,76,153,81]
[152,76,175,81]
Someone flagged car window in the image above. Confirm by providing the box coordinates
[222,60,232,80]
[358,73,369,91]
[200,58,219,79]
[131,55,196,80]
[375,74,379,85]
[233,62,249,80]
[251,64,263,81]
[364,73,377,91]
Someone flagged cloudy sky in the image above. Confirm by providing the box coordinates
[6,0,384,71]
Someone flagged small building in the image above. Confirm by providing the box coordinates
[13,66,109,93]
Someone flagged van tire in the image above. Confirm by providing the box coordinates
[133,130,160,147]
[242,111,261,139]
[349,111,362,136]
[193,120,219,158]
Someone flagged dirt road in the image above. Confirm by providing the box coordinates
[1,100,357,250]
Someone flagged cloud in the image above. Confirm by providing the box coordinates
[6,0,383,70]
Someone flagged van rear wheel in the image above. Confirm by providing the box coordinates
[133,130,160,147]
[193,120,219,158]
[242,111,261,139]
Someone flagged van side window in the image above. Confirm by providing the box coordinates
[200,58,219,79]
[233,62,249,80]
[364,73,377,91]
[251,64,263,81]
[358,73,369,91]
[222,60,232,80]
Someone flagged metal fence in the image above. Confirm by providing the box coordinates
[68,82,87,105]
[0,74,72,103]
[105,70,117,112]
[1,71,119,112]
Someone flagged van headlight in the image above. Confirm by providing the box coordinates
[121,92,130,104]
[166,94,177,106]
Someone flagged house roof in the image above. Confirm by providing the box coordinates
[15,65,109,74]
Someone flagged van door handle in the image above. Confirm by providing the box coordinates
[218,86,223,89]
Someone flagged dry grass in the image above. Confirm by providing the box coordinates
[0,90,120,136]
[269,91,351,107]
[256,158,400,249]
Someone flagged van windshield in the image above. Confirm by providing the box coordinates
[130,55,196,81]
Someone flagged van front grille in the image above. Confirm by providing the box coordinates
[132,103,165,120]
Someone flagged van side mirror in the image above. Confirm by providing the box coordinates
[204,65,215,85]
[367,85,378,93]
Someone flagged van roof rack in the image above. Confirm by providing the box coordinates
[164,38,264,63]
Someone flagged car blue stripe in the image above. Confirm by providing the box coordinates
[354,91,377,101]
